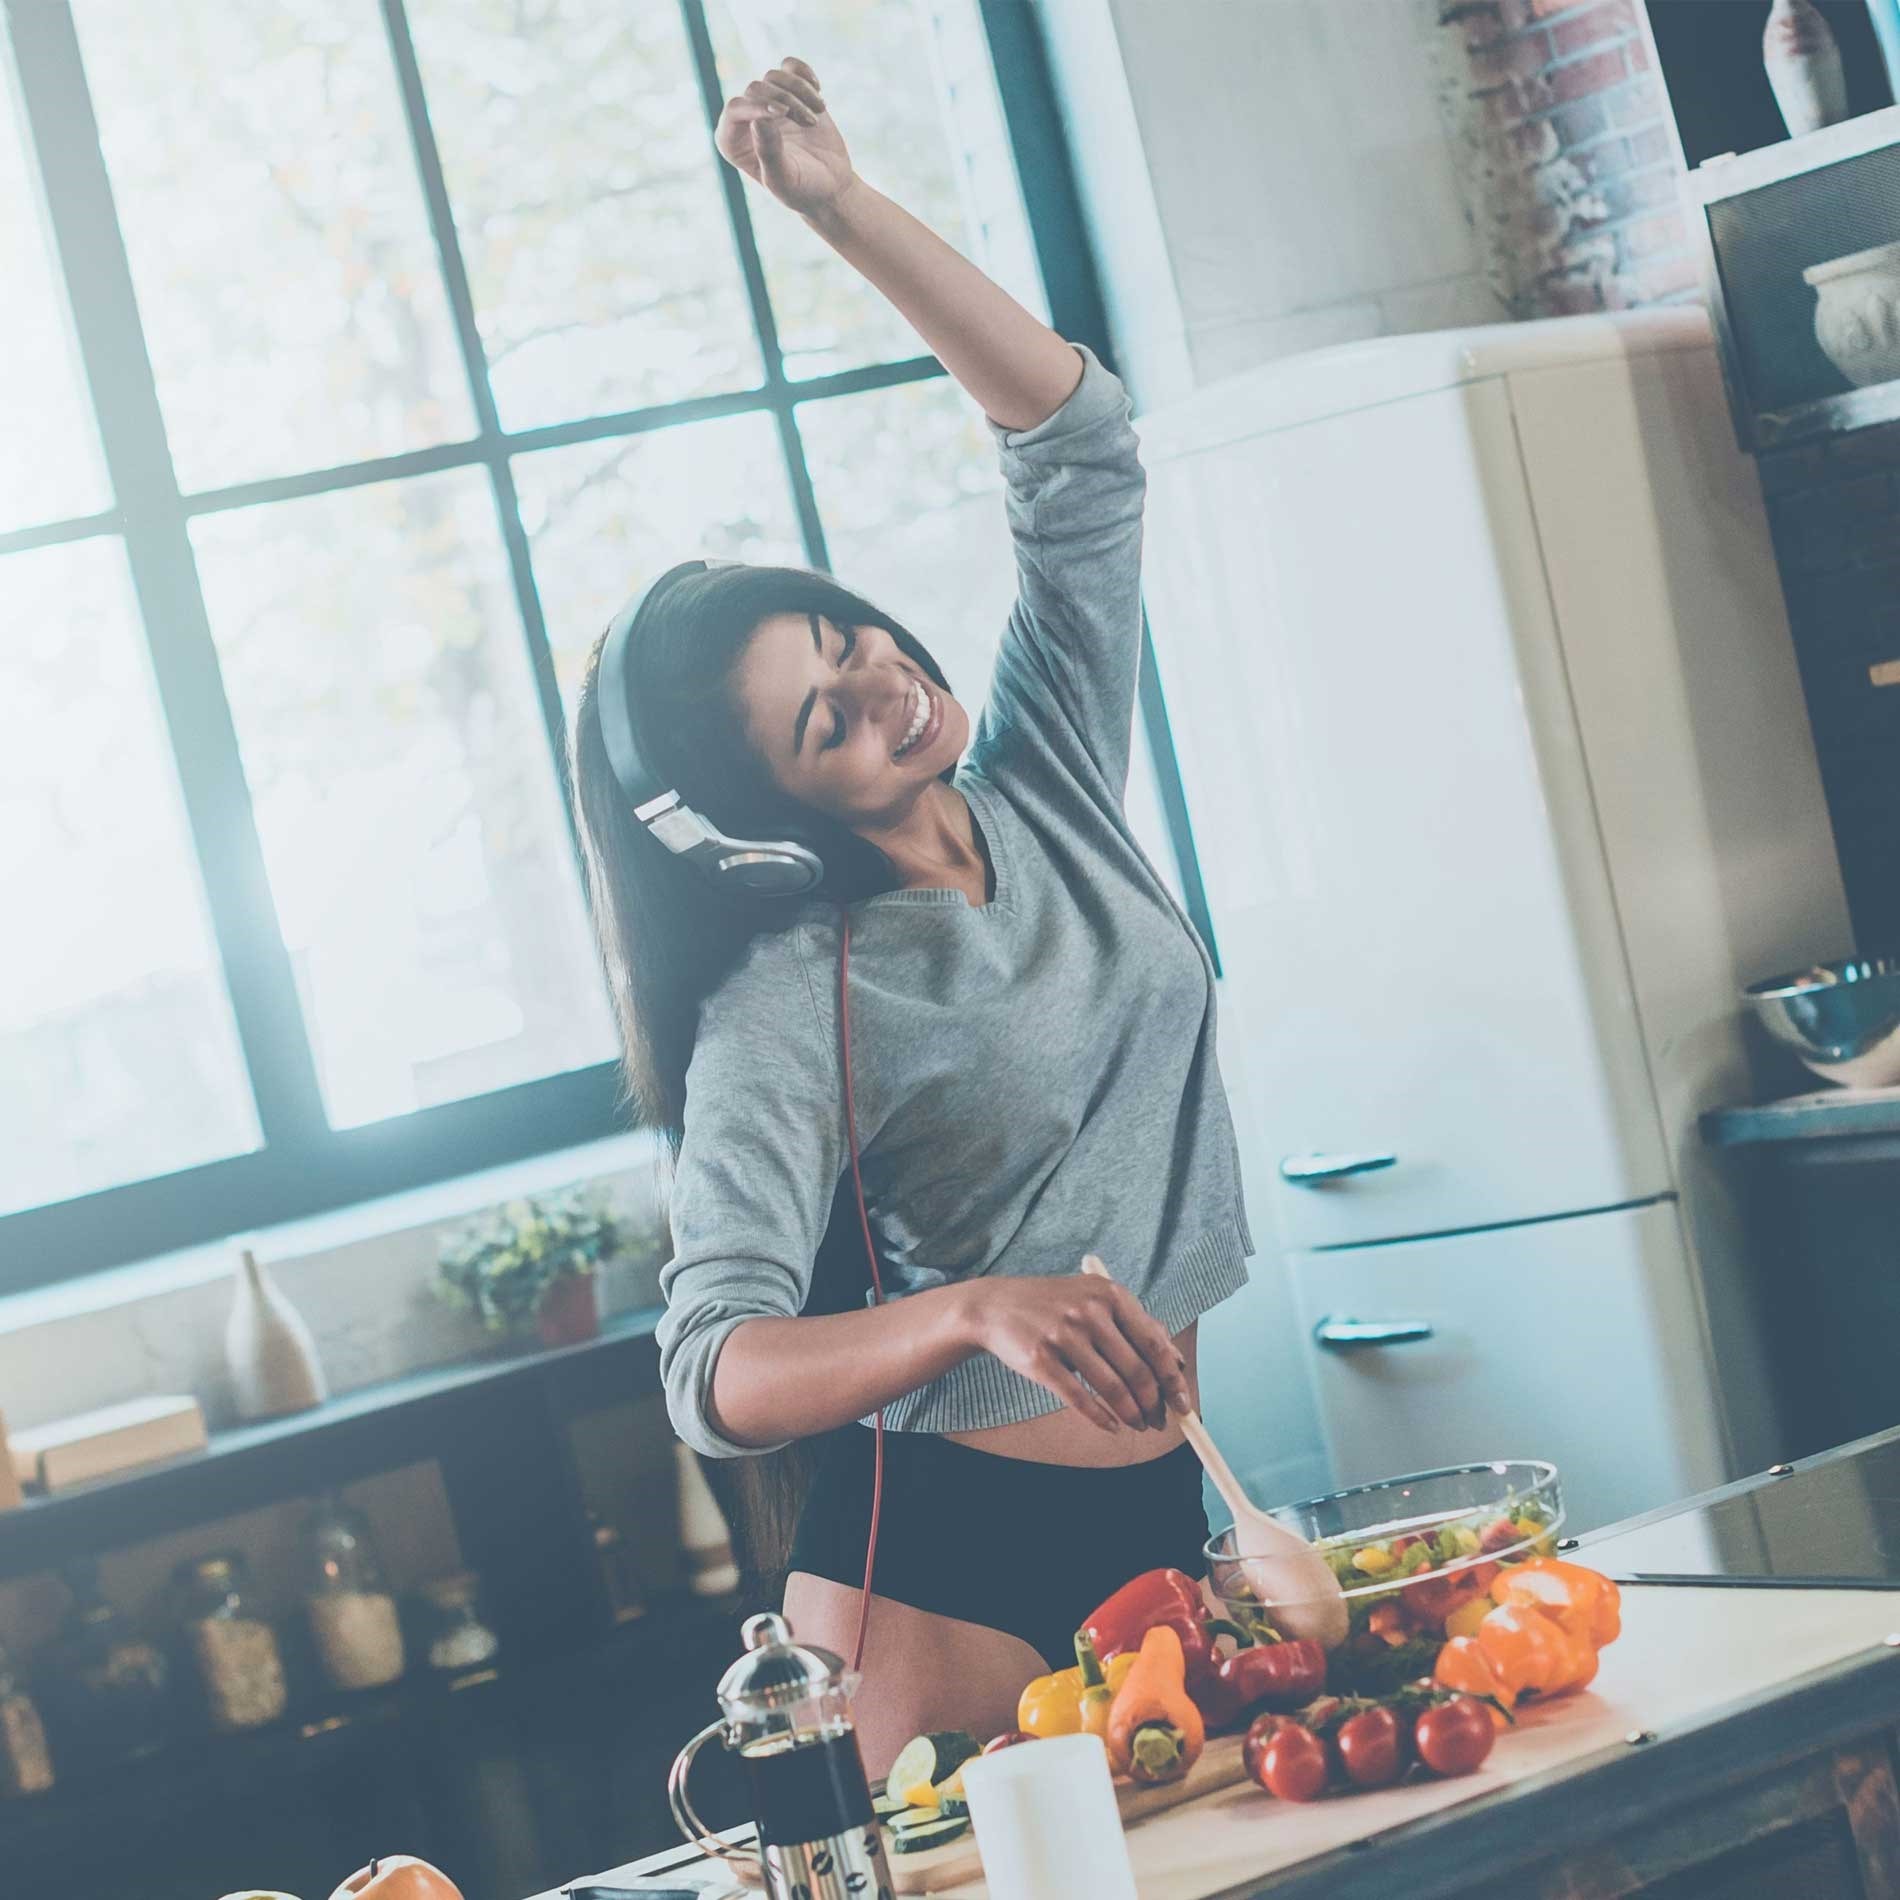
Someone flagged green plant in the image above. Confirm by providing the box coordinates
[434,1184,640,1337]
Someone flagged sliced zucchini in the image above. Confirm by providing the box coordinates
[886,1816,971,1856]
[936,1793,970,1820]
[887,1731,980,1803]
[871,1791,910,1820]
[888,1805,948,1834]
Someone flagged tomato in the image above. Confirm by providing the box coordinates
[1334,1707,1407,1789]
[1413,1697,1497,1777]
[1241,1713,1294,1787]
[982,1731,1034,1754]
[1249,1720,1330,1802]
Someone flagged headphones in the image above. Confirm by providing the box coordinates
[595,558,827,896]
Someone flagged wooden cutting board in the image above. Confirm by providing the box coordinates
[889,1735,1250,1894]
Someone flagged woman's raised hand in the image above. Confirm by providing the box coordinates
[714,58,855,218]
[961,1260,1193,1435]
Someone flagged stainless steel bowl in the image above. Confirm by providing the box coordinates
[1746,957,1900,1088]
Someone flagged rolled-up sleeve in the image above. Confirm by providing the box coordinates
[656,934,846,1459]
[976,342,1148,799]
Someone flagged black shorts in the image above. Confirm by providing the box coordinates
[787,1426,1210,1671]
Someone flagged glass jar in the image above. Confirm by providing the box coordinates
[0,1642,54,1797]
[418,1572,499,1680]
[174,1553,288,1732]
[35,1559,172,1769]
[302,1494,404,1692]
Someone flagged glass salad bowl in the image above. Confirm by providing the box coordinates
[1205,1461,1564,1693]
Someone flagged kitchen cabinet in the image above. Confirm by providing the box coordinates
[1705,1090,1900,1458]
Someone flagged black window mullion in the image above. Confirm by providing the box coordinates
[7,0,328,1150]
[674,0,832,572]
[377,0,573,821]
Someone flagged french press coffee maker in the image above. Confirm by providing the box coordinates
[668,1612,894,1900]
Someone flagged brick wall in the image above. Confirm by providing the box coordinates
[1441,0,1696,316]
[1442,0,1900,949]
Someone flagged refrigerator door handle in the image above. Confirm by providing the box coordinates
[1280,1152,1398,1185]
[1313,1315,1435,1351]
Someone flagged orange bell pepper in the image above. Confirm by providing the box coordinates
[1491,1558,1621,1650]
[1434,1634,1516,1725]
[1478,1602,1587,1695]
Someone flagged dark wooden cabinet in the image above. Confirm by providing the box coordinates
[0,1308,744,1900]
[1501,1733,1900,1899]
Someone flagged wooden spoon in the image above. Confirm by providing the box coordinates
[1081,1257,1349,1648]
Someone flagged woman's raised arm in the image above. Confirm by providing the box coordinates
[715,58,1080,433]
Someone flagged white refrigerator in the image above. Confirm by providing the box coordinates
[1137,311,1851,1533]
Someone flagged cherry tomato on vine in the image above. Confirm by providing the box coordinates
[1251,1720,1330,1802]
[1334,1706,1407,1789]
[1241,1713,1294,1789]
[1413,1696,1497,1777]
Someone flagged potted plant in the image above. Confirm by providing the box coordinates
[434,1185,629,1349]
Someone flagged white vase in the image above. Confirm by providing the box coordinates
[224,1248,328,1421]
[1805,240,1900,386]
[673,1441,740,1597]
[1763,0,1849,137]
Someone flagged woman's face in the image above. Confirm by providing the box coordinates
[730,611,969,826]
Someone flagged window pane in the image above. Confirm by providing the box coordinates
[796,375,1013,704]
[191,470,614,1128]
[799,374,1185,901]
[514,413,805,709]
[705,0,1045,378]
[0,49,108,531]
[409,0,764,432]
[0,540,258,1215]
[72,0,475,491]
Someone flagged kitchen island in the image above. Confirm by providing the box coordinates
[538,1428,1900,1900]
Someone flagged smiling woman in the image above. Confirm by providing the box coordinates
[567,56,1248,1770]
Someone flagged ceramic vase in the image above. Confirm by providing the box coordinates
[224,1248,328,1421]
[1805,240,1900,386]
[673,1441,741,1597]
[534,1271,600,1349]
[1763,0,1849,137]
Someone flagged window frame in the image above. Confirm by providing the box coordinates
[0,0,1213,1294]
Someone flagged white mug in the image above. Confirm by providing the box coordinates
[960,1733,1139,1900]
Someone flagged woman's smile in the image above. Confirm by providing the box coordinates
[732,609,969,817]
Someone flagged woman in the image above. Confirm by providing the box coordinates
[571,57,1252,1768]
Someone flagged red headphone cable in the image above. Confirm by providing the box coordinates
[837,907,885,1678]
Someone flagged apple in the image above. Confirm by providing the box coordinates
[327,1855,465,1900]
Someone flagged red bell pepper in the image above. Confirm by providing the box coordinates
[1082,1569,1253,1729]
[1195,1638,1329,1732]
[1084,1570,1220,1684]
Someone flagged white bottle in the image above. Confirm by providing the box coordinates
[224,1248,328,1421]
[1763,0,1849,137]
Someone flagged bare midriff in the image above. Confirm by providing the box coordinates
[942,1322,1200,1468]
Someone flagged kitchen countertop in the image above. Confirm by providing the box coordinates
[533,1433,1900,1900]
[1702,1083,1900,1149]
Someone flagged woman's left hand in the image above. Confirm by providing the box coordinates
[715,58,856,219]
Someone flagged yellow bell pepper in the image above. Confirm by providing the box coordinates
[1017,1649,1138,1737]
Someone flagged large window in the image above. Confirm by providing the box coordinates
[0,0,1206,1291]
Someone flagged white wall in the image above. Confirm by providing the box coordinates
[1044,0,1503,402]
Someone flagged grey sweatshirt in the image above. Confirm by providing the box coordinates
[657,342,1252,1459]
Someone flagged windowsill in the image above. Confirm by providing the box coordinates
[0,1126,662,1341]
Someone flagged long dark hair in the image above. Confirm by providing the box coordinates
[570,561,954,1595]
